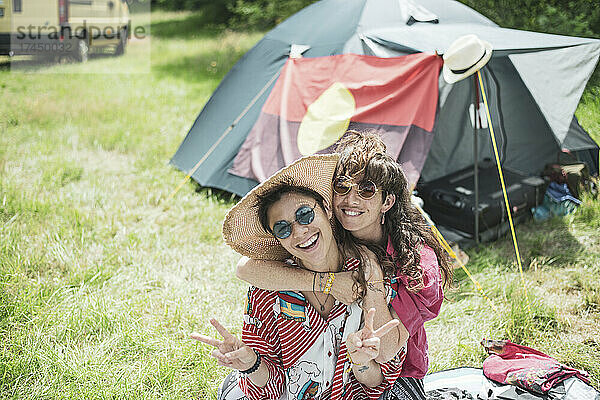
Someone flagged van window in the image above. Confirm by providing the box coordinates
[13,0,22,12]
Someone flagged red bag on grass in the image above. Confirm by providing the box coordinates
[481,340,590,395]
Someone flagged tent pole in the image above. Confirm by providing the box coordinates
[477,69,531,314]
[473,74,480,244]
[165,70,281,202]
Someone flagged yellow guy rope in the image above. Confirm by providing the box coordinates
[165,71,281,203]
[414,204,498,312]
[477,70,531,313]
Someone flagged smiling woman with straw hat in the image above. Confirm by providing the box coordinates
[192,154,408,400]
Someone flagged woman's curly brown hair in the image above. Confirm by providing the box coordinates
[335,130,453,291]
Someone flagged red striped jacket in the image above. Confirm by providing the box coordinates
[239,258,405,400]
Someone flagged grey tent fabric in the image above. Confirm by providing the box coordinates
[361,24,600,148]
[398,0,439,25]
[423,56,563,181]
[363,24,598,56]
[170,0,600,197]
[509,42,600,144]
[564,117,600,152]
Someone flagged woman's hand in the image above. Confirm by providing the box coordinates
[346,308,399,366]
[330,270,360,305]
[191,318,257,371]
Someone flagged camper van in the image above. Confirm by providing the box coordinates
[0,0,130,61]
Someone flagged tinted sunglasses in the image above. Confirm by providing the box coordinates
[271,204,316,239]
[332,177,379,199]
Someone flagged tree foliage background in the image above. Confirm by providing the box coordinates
[149,0,318,28]
[461,0,599,38]
[149,0,600,37]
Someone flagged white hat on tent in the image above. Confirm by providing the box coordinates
[443,34,493,84]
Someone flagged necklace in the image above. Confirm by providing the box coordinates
[311,271,330,312]
[313,292,330,312]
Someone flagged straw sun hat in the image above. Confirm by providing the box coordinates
[222,153,340,260]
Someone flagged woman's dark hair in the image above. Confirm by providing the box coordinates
[335,130,453,291]
[255,180,374,299]
[256,181,326,235]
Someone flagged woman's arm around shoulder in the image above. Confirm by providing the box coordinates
[236,256,358,305]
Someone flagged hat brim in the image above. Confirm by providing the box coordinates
[222,153,340,260]
[442,40,493,84]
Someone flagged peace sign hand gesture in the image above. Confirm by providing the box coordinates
[346,308,399,366]
[191,318,257,371]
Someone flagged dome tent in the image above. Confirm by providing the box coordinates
[170,0,600,198]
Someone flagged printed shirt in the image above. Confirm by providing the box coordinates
[239,258,405,400]
[386,240,443,379]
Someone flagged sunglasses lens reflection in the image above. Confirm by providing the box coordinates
[333,178,352,195]
[296,206,315,225]
[273,222,292,239]
[358,181,377,199]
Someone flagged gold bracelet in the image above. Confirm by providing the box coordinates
[323,272,335,294]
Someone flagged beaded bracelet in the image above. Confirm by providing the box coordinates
[346,350,365,367]
[323,272,335,294]
[240,349,261,375]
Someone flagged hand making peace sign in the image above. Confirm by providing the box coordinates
[346,308,400,366]
[190,318,257,371]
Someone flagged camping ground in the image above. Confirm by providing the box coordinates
[1,10,600,399]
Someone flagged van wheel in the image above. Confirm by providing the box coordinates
[115,28,127,56]
[73,38,89,63]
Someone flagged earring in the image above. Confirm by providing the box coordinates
[381,213,385,225]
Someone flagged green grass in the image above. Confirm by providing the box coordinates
[1,10,600,398]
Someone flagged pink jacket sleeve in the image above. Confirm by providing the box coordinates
[389,244,443,336]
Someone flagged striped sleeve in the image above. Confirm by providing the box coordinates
[358,347,406,399]
[239,288,285,400]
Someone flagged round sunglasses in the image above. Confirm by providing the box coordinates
[332,177,379,199]
[271,204,316,239]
